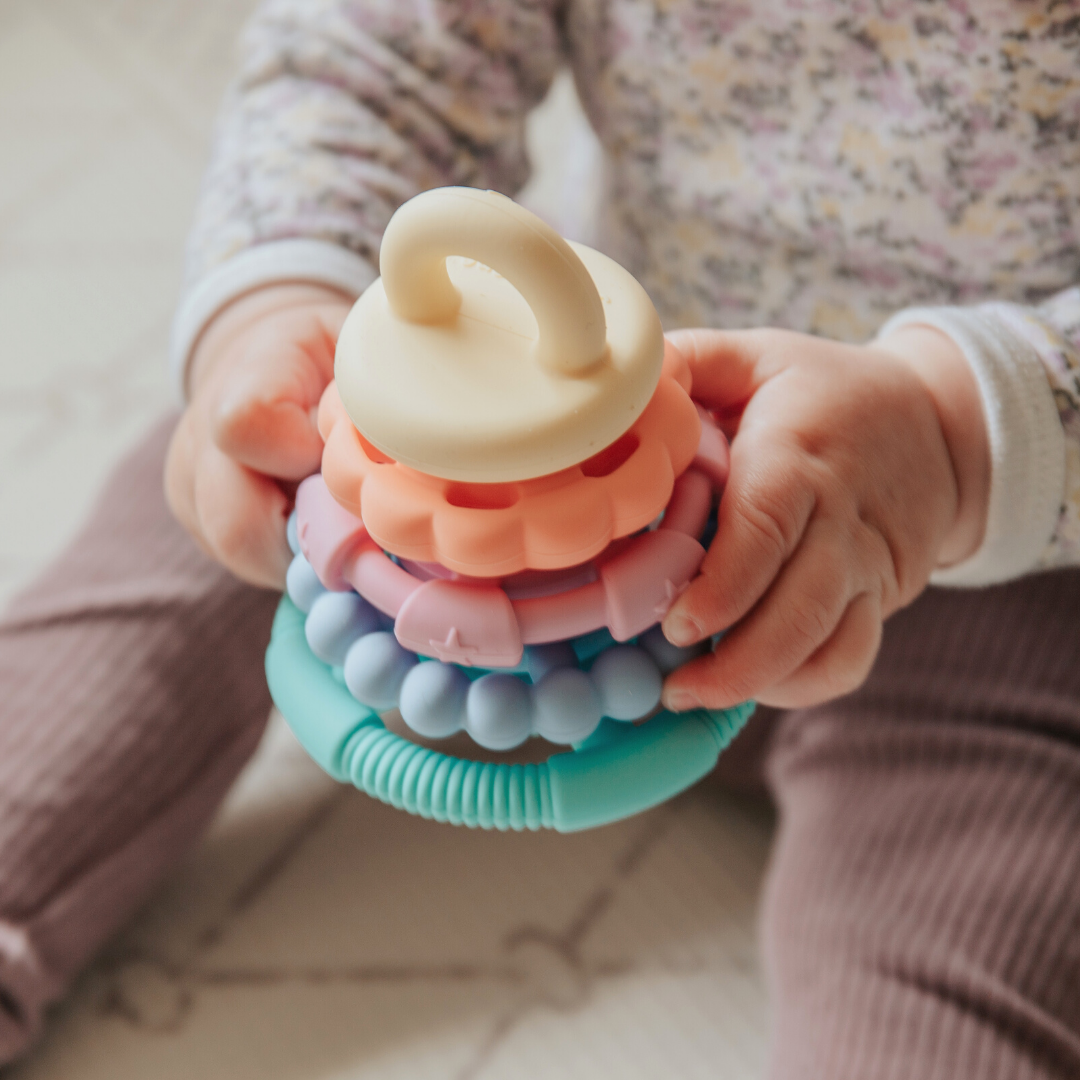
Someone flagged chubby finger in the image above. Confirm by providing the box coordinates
[755,591,882,709]
[212,309,344,479]
[663,438,816,646]
[661,521,852,709]
[193,441,292,589]
[667,327,778,413]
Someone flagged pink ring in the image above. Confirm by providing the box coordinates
[296,414,729,669]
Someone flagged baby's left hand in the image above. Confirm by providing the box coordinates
[661,324,990,711]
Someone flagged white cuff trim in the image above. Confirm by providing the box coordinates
[169,240,377,399]
[877,306,1065,587]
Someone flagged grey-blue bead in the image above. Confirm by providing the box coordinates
[522,641,577,684]
[286,553,326,614]
[590,645,662,721]
[286,511,301,556]
[399,661,469,739]
[532,668,602,745]
[637,624,711,675]
[304,591,382,666]
[465,674,533,751]
[343,632,417,710]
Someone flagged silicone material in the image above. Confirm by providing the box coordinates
[289,527,716,744]
[266,597,756,831]
[287,563,685,749]
[295,471,716,664]
[334,188,666,483]
[320,342,701,576]
[269,188,750,828]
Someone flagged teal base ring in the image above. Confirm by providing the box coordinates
[266,597,755,832]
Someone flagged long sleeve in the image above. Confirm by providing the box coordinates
[878,295,1080,585]
[989,291,1080,569]
[170,0,565,395]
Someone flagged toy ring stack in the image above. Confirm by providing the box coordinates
[265,187,755,831]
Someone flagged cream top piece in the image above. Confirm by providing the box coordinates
[333,188,664,483]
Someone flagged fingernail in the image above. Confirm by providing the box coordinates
[663,688,703,713]
[663,612,702,647]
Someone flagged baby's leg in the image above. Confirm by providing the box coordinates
[762,570,1080,1079]
[0,415,280,1064]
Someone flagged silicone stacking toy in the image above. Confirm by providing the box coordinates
[265,187,755,831]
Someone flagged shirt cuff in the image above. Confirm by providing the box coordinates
[169,240,377,399]
[876,306,1065,587]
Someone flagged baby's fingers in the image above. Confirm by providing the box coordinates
[212,308,345,479]
[193,442,292,589]
[212,345,325,479]
[663,439,816,646]
[757,591,882,709]
[666,327,776,413]
[661,522,852,709]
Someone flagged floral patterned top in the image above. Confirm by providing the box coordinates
[179,0,1080,576]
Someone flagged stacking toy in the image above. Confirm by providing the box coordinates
[265,187,754,831]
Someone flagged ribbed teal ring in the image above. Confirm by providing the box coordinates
[266,597,755,832]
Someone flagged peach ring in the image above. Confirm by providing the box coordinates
[318,344,701,578]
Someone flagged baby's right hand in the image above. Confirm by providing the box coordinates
[165,283,353,588]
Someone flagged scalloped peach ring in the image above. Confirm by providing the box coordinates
[296,407,729,670]
[318,343,702,579]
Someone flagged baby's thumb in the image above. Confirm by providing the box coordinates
[212,331,333,481]
[667,328,772,414]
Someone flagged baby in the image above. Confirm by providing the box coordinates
[3,0,1080,1074]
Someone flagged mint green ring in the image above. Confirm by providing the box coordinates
[266,597,755,832]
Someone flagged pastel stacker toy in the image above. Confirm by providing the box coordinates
[266,187,755,831]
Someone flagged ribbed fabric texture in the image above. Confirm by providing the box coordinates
[763,569,1080,1079]
[0,416,279,1062]
[1,415,1078,1074]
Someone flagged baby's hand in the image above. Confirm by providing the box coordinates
[661,325,989,711]
[165,283,353,588]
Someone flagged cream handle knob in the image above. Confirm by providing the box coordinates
[334,186,664,482]
[379,187,607,375]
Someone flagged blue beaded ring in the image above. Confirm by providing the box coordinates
[287,527,725,752]
[266,596,755,832]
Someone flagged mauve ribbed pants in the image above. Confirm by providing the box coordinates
[1,415,1078,1076]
